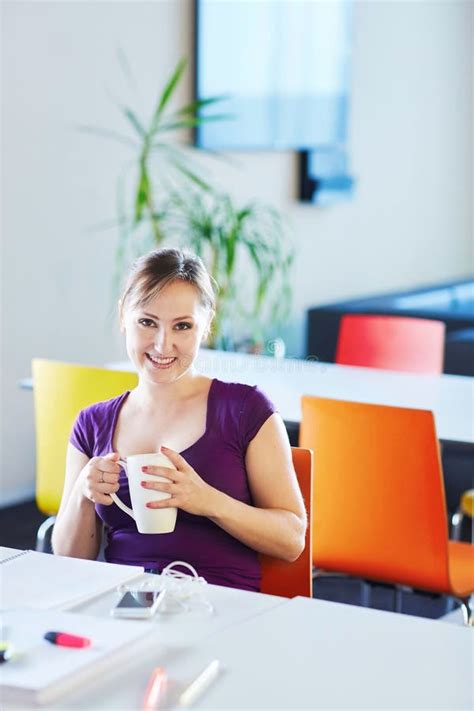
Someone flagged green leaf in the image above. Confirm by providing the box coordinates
[76,124,138,148]
[157,113,234,132]
[134,163,150,223]
[177,95,228,116]
[150,58,187,134]
[121,107,147,138]
[167,158,212,192]
[116,47,138,92]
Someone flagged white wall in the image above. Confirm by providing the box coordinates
[1,0,472,506]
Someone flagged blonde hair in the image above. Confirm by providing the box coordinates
[120,248,216,322]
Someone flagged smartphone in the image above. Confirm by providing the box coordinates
[110,589,165,619]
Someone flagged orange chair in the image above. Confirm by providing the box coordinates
[335,314,445,374]
[299,396,474,624]
[260,448,313,598]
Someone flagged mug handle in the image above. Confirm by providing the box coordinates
[109,458,135,520]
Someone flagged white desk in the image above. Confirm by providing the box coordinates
[73,573,286,649]
[2,572,286,711]
[108,349,474,446]
[35,593,473,711]
[169,596,474,710]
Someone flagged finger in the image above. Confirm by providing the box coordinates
[96,482,120,495]
[160,446,188,470]
[141,480,177,494]
[96,459,122,474]
[146,497,178,509]
[98,471,120,485]
[141,466,180,480]
[97,494,116,506]
[103,452,120,462]
[88,491,115,506]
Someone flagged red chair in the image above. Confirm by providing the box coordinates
[335,314,445,374]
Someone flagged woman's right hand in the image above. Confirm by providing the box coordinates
[78,453,121,505]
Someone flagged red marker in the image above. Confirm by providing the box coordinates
[44,631,91,648]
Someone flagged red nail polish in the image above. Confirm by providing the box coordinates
[142,466,148,472]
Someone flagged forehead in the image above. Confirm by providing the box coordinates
[135,280,205,317]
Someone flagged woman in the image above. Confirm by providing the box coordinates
[52,248,306,591]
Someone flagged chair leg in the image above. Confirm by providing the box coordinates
[36,516,56,553]
[451,510,464,541]
[360,580,371,607]
[457,597,473,626]
[444,595,457,615]
[393,587,403,613]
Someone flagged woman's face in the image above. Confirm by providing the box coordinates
[121,280,211,385]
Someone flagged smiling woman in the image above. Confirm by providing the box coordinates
[51,248,306,592]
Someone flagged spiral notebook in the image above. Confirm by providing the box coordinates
[0,547,144,610]
[0,608,157,705]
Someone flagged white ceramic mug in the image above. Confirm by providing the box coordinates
[110,452,178,534]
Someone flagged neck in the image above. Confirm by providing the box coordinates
[133,367,203,409]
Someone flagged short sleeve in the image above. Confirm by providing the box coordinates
[69,408,94,457]
[239,386,276,450]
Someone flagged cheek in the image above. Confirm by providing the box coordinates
[179,329,203,351]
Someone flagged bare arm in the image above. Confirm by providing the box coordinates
[145,414,307,562]
[51,444,120,560]
[207,414,307,561]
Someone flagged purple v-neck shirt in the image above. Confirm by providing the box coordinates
[69,379,276,592]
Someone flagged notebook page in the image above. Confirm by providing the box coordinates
[0,547,27,563]
[0,609,156,704]
[0,549,144,610]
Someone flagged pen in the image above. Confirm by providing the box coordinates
[143,667,167,710]
[44,631,91,648]
[178,659,221,708]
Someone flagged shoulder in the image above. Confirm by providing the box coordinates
[70,392,129,456]
[211,380,277,448]
[213,379,275,411]
[76,392,129,426]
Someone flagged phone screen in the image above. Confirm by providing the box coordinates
[116,591,160,609]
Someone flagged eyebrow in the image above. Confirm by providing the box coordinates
[142,312,194,322]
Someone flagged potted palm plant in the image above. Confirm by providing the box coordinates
[82,58,294,350]
[162,188,293,350]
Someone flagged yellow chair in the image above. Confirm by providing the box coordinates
[260,447,313,598]
[32,359,138,551]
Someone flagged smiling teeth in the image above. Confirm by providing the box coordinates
[147,354,175,365]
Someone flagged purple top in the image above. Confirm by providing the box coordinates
[69,379,276,592]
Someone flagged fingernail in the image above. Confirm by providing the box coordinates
[141,466,148,472]
[141,481,147,487]
[146,503,153,508]
[161,446,168,451]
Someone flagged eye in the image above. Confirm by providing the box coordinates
[138,318,156,328]
[174,322,192,331]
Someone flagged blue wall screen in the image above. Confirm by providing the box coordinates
[194,0,353,152]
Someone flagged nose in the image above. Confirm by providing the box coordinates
[152,327,174,355]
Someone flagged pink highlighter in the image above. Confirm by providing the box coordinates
[143,667,167,710]
[44,631,91,648]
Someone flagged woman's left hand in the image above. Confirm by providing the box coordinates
[141,446,217,517]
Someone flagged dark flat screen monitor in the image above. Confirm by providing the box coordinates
[194,0,352,151]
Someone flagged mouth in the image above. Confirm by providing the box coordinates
[145,353,177,369]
